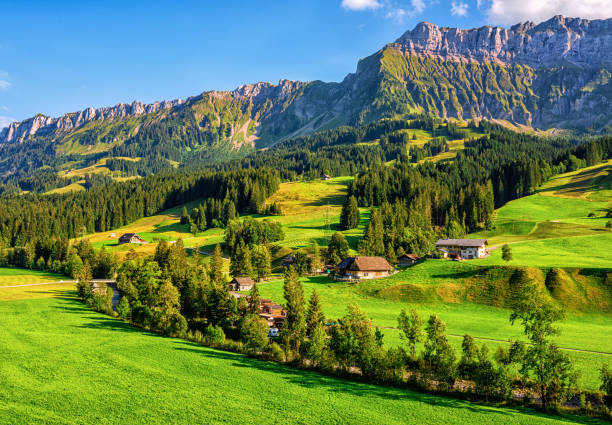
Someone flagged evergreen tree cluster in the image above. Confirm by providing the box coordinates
[0,168,280,249]
[224,218,284,255]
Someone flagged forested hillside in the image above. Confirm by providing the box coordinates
[2,16,611,191]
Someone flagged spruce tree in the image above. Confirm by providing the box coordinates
[248,283,261,315]
[306,289,325,336]
[282,267,306,356]
[209,244,225,285]
[230,241,252,278]
[180,206,190,225]
[252,244,271,281]
[359,209,384,256]
[340,195,360,230]
[327,232,349,265]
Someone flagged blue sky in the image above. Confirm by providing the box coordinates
[1,0,610,127]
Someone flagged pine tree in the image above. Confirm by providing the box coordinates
[209,244,225,285]
[252,244,271,281]
[231,241,253,278]
[180,206,190,225]
[327,232,349,265]
[359,209,384,256]
[340,195,360,230]
[248,283,260,315]
[282,267,306,356]
[306,289,325,336]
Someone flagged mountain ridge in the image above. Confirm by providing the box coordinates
[2,15,612,148]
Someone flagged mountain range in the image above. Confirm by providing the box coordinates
[1,15,611,167]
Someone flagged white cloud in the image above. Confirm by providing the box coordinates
[486,0,612,25]
[341,0,382,10]
[0,116,15,129]
[412,0,426,13]
[451,1,469,16]
[0,71,9,89]
[386,7,407,22]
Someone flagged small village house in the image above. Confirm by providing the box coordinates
[229,277,255,292]
[336,256,393,280]
[118,233,146,244]
[321,173,332,181]
[436,239,488,260]
[398,253,422,267]
[259,299,287,329]
[281,255,295,267]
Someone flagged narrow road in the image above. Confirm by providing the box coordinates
[1,279,115,288]
[0,280,77,288]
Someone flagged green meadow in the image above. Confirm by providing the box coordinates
[255,268,611,390]
[0,268,66,286]
[0,291,604,425]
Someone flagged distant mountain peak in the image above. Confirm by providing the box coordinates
[2,15,612,145]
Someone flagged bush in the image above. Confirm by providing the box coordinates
[240,315,269,352]
[204,324,226,346]
[267,342,286,362]
[132,304,153,328]
[116,296,131,321]
[601,364,612,397]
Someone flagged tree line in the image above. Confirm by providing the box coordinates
[76,250,612,415]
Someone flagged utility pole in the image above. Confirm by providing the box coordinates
[325,202,331,236]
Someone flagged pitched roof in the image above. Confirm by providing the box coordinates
[351,256,392,271]
[119,233,137,238]
[436,239,487,247]
[399,254,421,261]
[337,257,355,269]
[231,277,254,285]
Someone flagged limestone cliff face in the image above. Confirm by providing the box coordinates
[3,15,612,146]
[394,16,612,68]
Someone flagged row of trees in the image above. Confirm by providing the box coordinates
[79,252,598,412]
[0,237,117,281]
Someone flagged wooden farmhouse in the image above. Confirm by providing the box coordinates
[118,233,146,244]
[229,277,255,292]
[398,254,422,267]
[321,173,332,181]
[337,256,392,280]
[259,299,287,328]
[436,239,488,260]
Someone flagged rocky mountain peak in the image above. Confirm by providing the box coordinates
[393,15,612,68]
[0,99,184,143]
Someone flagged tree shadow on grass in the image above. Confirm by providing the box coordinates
[172,342,600,424]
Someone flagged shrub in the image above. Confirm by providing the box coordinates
[116,296,131,321]
[204,324,226,346]
[601,364,612,397]
[240,315,269,352]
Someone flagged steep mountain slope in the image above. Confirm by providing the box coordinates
[1,15,611,180]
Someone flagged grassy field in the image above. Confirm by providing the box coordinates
[0,268,66,286]
[80,177,361,259]
[254,266,611,390]
[0,291,603,424]
[470,161,612,268]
